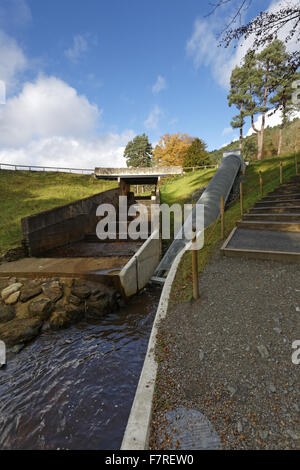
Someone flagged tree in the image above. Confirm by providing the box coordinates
[209,1,300,73]
[153,132,193,166]
[124,134,153,167]
[228,65,248,149]
[183,138,209,169]
[254,40,290,159]
[242,137,257,161]
[270,70,300,155]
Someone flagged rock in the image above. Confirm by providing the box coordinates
[199,350,204,361]
[257,344,269,359]
[85,294,111,320]
[1,282,23,300]
[28,297,53,321]
[68,294,82,306]
[42,280,63,302]
[20,284,42,302]
[8,277,17,285]
[71,285,91,300]
[4,291,20,305]
[273,327,282,334]
[10,343,25,354]
[237,421,243,434]
[0,317,42,346]
[50,304,83,330]
[0,305,16,323]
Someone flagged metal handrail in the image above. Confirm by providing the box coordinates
[0,162,94,174]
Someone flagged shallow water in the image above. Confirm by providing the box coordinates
[0,286,161,450]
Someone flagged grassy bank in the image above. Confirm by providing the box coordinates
[160,168,216,206]
[168,152,300,303]
[0,170,117,255]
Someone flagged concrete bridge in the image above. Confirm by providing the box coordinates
[94,166,182,189]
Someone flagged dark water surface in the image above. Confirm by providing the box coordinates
[0,286,161,450]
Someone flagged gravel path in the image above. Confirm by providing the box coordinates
[150,249,300,450]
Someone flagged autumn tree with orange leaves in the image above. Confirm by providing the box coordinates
[153,132,193,166]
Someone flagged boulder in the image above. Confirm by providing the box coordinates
[85,294,112,320]
[0,305,16,323]
[20,283,42,302]
[4,291,20,305]
[28,297,53,321]
[50,304,83,330]
[1,283,23,301]
[0,317,42,347]
[42,280,63,303]
[71,285,91,299]
[68,294,82,306]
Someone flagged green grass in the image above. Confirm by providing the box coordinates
[0,170,117,255]
[167,152,300,304]
[160,168,216,206]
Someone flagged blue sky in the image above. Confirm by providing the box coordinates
[0,0,298,167]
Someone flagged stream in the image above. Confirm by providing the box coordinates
[0,286,161,450]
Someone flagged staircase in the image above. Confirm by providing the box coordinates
[221,175,300,262]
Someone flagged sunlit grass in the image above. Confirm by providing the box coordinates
[0,170,117,254]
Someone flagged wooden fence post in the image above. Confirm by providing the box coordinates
[280,161,283,184]
[192,228,199,300]
[240,182,244,217]
[259,171,263,196]
[221,195,225,240]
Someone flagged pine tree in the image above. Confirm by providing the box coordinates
[183,138,209,169]
[124,134,153,168]
[270,70,300,155]
[228,65,248,149]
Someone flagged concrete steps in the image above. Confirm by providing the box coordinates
[249,206,300,213]
[236,220,300,232]
[243,213,300,222]
[221,174,300,262]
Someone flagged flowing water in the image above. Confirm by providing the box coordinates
[0,286,161,450]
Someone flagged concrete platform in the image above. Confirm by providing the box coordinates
[221,227,300,263]
[42,240,143,258]
[0,256,128,285]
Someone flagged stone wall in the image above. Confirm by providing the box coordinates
[0,276,123,351]
[21,188,120,256]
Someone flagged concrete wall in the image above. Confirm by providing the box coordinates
[119,229,160,297]
[21,188,120,256]
[95,166,182,177]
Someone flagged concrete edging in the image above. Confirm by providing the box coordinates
[121,245,186,450]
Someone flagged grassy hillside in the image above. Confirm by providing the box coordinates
[209,117,300,164]
[0,170,117,255]
[170,151,300,303]
[160,168,216,206]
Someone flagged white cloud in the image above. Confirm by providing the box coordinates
[0,75,101,147]
[186,0,300,89]
[152,75,167,94]
[144,105,163,130]
[0,30,27,92]
[0,131,135,169]
[65,34,89,63]
[246,108,300,136]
